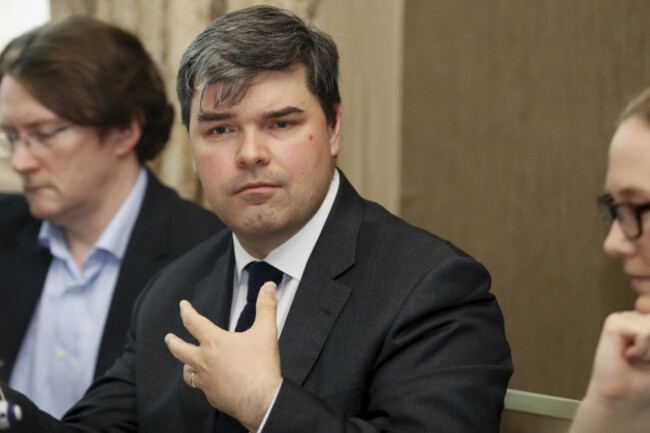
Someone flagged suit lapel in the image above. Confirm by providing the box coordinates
[176,238,235,433]
[190,242,235,330]
[278,172,363,385]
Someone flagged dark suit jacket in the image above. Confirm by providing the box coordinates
[4,172,512,432]
[0,171,225,382]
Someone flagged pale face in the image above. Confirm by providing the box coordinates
[603,116,650,313]
[189,66,341,258]
[0,75,135,230]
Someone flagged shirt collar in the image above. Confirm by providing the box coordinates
[233,169,340,284]
[39,167,149,261]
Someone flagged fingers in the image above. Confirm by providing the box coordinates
[164,332,199,366]
[604,311,650,362]
[179,300,225,342]
[183,363,199,389]
[252,282,278,334]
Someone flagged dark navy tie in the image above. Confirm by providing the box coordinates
[235,261,283,332]
[214,261,283,432]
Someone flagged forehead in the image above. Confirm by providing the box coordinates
[190,67,316,118]
[606,117,650,199]
[0,75,59,126]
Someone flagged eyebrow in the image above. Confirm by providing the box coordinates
[261,106,304,119]
[196,106,305,123]
[0,118,63,130]
[196,112,233,123]
[611,187,650,202]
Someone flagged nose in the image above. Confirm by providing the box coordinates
[603,220,636,258]
[235,129,270,168]
[11,140,39,174]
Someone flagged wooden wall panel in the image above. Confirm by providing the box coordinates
[402,0,648,398]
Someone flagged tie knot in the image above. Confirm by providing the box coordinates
[246,261,283,301]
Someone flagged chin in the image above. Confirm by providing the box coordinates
[28,202,61,222]
[636,296,650,314]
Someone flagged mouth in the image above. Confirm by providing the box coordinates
[626,274,650,293]
[23,185,44,193]
[234,182,278,194]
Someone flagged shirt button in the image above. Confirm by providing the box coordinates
[71,286,81,293]
[57,349,67,359]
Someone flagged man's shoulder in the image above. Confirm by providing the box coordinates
[0,193,38,246]
[360,200,473,266]
[0,192,30,215]
[153,228,231,282]
[329,173,477,268]
[142,172,226,239]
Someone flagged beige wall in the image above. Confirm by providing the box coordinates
[315,0,404,214]
[401,0,644,399]
[0,160,20,191]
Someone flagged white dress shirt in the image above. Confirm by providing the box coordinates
[230,169,340,431]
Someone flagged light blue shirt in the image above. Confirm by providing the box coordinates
[9,168,148,418]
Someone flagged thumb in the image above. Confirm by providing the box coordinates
[253,281,278,332]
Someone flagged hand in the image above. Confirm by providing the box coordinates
[165,282,283,432]
[588,311,650,401]
[570,310,650,433]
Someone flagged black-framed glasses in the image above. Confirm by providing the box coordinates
[598,194,650,239]
[0,123,73,158]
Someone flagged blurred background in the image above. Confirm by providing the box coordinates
[2,0,646,401]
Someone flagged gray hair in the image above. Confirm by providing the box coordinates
[176,5,340,128]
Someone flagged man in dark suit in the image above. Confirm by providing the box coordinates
[1,6,511,432]
[0,16,223,418]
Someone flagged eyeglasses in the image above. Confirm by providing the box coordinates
[0,123,74,158]
[598,193,650,239]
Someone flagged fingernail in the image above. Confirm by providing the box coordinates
[262,283,276,295]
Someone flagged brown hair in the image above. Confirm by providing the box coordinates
[618,87,650,126]
[0,15,173,162]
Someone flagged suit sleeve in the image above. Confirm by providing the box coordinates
[263,257,513,433]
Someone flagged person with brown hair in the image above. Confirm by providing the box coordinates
[0,16,223,418]
[569,88,650,433]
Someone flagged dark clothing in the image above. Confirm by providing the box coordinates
[0,172,225,382]
[2,172,512,432]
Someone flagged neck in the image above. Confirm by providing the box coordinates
[62,159,142,267]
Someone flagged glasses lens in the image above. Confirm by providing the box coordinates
[617,205,640,238]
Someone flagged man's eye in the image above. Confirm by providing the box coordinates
[274,121,290,129]
[31,130,56,140]
[211,126,230,135]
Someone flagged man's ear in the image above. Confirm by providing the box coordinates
[111,118,142,157]
[329,103,342,158]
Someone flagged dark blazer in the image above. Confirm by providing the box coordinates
[4,172,512,433]
[0,171,225,382]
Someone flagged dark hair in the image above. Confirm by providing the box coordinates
[0,15,173,162]
[177,5,340,129]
